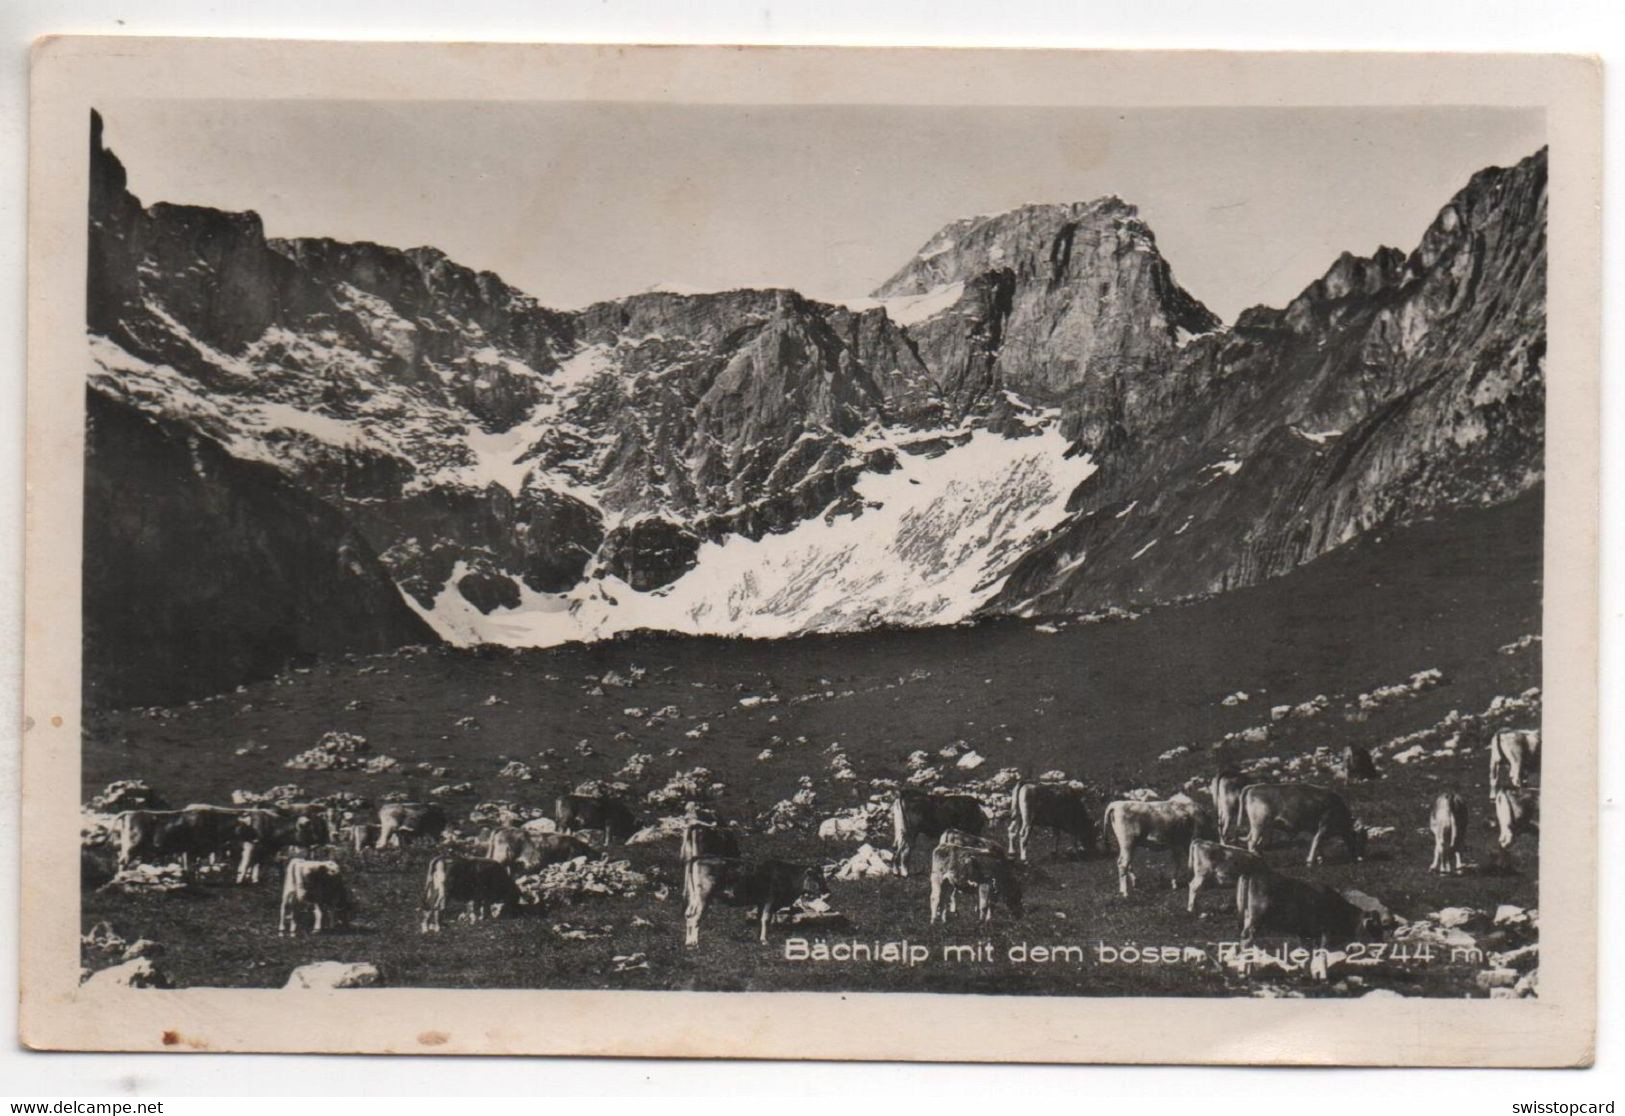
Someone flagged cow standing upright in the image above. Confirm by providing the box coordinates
[1236,869,1382,948]
[891,792,987,877]
[113,807,243,878]
[487,827,595,873]
[682,857,829,946]
[236,807,330,884]
[1428,792,1469,875]
[679,822,741,863]
[1209,771,1248,841]
[1186,839,1268,912]
[278,858,352,935]
[1239,783,1366,865]
[928,845,1022,924]
[554,794,637,846]
[1488,729,1541,798]
[1493,788,1540,851]
[420,855,522,932]
[376,803,448,850]
[1007,782,1095,862]
[1103,798,1214,896]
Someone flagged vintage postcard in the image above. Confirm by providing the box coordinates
[21,39,1600,1063]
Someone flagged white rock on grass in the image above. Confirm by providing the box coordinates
[285,961,384,989]
[833,843,895,880]
[82,959,171,989]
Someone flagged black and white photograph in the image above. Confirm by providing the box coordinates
[20,39,1600,1064]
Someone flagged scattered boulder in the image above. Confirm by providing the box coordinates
[87,779,167,813]
[285,961,384,989]
[516,857,651,901]
[82,958,170,989]
[832,843,894,880]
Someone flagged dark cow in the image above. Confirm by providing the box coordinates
[1494,788,1540,850]
[1342,744,1379,782]
[679,822,741,863]
[554,794,637,846]
[1428,792,1470,875]
[1007,782,1096,862]
[344,822,380,853]
[278,858,352,935]
[1236,870,1383,947]
[1187,839,1269,912]
[420,855,522,932]
[1488,729,1541,798]
[1210,771,1249,842]
[114,807,240,877]
[1103,798,1215,896]
[682,856,829,946]
[1240,783,1366,865]
[487,827,595,873]
[891,792,987,877]
[929,845,1023,924]
[376,803,448,850]
[235,807,330,884]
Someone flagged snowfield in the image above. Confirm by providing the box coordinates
[410,422,1096,646]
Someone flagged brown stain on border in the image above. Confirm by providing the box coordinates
[417,1030,450,1046]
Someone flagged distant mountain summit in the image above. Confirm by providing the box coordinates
[83,106,1546,703]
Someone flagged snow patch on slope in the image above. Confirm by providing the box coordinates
[412,423,1095,647]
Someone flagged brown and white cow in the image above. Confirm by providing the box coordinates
[236,807,330,884]
[1236,869,1382,947]
[1186,838,1268,912]
[1103,797,1215,896]
[376,803,448,850]
[278,858,352,935]
[1428,791,1470,875]
[679,822,742,863]
[929,845,1023,924]
[1209,771,1249,842]
[682,856,828,947]
[1006,782,1096,862]
[1239,783,1366,865]
[487,827,596,873]
[114,807,241,877]
[891,792,987,877]
[1488,729,1541,798]
[1493,788,1540,851]
[419,855,522,932]
[554,794,638,846]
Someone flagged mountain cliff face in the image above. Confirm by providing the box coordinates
[85,107,1545,670]
[83,389,438,707]
[989,149,1546,615]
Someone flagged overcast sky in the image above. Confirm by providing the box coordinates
[101,102,1544,323]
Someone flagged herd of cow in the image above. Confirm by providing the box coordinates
[104,728,1541,958]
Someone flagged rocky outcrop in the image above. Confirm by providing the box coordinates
[988,149,1546,616]
[84,388,438,708]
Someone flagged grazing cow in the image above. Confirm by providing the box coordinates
[278,858,352,935]
[937,828,1005,855]
[679,822,741,863]
[1493,788,1540,851]
[891,792,987,877]
[929,845,1023,924]
[1103,798,1215,896]
[1210,771,1249,841]
[419,855,522,932]
[1428,792,1470,875]
[1187,839,1269,912]
[114,807,240,876]
[1007,782,1096,862]
[1488,729,1541,798]
[1240,783,1366,865]
[554,794,637,846]
[682,856,829,946]
[235,807,330,884]
[1342,744,1379,782]
[376,803,448,850]
[487,827,595,873]
[1236,869,1382,947]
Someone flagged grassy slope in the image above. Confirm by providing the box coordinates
[83,491,1543,996]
